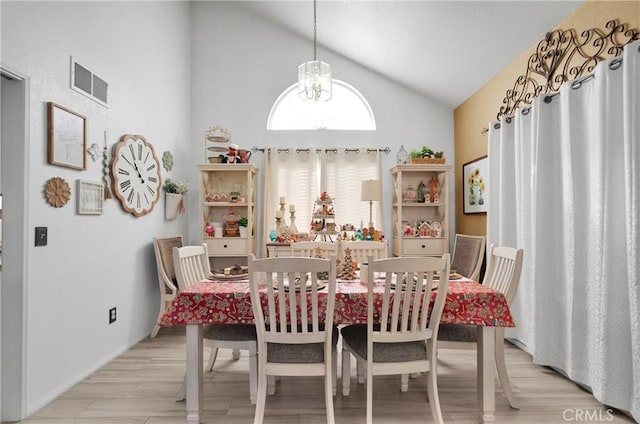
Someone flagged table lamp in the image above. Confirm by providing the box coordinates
[361,179,382,230]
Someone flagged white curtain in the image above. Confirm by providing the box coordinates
[488,40,640,421]
[261,148,381,257]
[324,149,382,229]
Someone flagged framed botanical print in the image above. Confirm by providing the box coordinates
[463,155,488,214]
[47,102,87,170]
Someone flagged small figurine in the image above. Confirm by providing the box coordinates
[418,221,431,237]
[269,229,278,242]
[205,225,215,237]
[429,176,439,203]
[221,143,241,163]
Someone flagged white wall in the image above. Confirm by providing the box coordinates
[188,2,455,248]
[1,1,191,417]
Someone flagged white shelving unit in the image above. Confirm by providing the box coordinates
[390,163,452,257]
[198,164,257,265]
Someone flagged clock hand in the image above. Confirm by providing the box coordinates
[132,161,145,184]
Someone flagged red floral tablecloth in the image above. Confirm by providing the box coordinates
[159,280,515,328]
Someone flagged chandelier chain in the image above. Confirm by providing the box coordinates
[313,0,317,61]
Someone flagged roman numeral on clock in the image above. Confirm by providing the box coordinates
[120,180,131,191]
[148,176,157,183]
[118,168,129,175]
[121,155,133,167]
[127,189,135,204]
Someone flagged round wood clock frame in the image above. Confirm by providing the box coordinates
[111,134,161,217]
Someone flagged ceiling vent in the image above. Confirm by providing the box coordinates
[70,56,108,107]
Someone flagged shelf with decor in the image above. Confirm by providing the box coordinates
[390,163,452,257]
[198,164,257,265]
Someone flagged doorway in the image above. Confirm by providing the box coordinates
[1,66,29,421]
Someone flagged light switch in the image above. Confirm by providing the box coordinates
[35,227,47,246]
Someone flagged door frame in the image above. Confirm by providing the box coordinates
[1,64,30,421]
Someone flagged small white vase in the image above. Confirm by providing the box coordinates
[239,226,248,238]
[165,193,185,220]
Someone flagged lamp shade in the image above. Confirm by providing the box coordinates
[361,179,382,201]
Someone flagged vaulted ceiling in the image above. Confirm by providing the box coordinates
[240,1,584,108]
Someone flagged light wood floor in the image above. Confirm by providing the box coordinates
[8,326,634,424]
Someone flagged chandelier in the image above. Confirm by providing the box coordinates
[298,0,332,102]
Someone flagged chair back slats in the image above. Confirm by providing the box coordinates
[368,255,450,344]
[482,245,524,305]
[249,255,337,345]
[172,244,211,291]
[340,240,388,265]
[290,241,338,259]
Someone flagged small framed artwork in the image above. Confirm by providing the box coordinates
[47,102,87,170]
[463,155,488,214]
[76,180,104,215]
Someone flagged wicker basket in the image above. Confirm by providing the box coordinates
[410,157,446,164]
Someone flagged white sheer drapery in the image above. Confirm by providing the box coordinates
[261,148,381,257]
[488,40,640,421]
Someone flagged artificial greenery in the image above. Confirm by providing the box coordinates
[163,179,189,195]
[238,217,249,227]
[410,146,444,159]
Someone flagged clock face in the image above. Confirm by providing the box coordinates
[111,134,161,217]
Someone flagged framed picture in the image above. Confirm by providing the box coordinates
[47,102,87,170]
[463,155,488,214]
[76,180,104,215]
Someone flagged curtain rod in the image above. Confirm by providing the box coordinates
[251,146,390,154]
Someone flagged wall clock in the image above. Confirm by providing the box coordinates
[111,134,161,217]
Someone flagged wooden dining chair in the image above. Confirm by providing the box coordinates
[451,233,486,281]
[173,244,258,404]
[341,254,451,424]
[247,254,338,424]
[290,241,338,258]
[438,244,523,409]
[340,240,388,265]
[151,236,183,338]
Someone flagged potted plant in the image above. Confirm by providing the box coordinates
[238,216,249,238]
[164,179,189,195]
[409,146,446,164]
[163,179,189,220]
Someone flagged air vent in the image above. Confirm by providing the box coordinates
[70,57,108,107]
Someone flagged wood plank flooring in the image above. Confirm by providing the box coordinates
[7,326,634,424]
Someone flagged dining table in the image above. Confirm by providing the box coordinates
[159,274,515,424]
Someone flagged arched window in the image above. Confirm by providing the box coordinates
[267,79,376,130]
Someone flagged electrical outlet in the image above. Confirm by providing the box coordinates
[109,307,117,324]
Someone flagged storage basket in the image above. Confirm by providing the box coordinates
[410,157,446,164]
